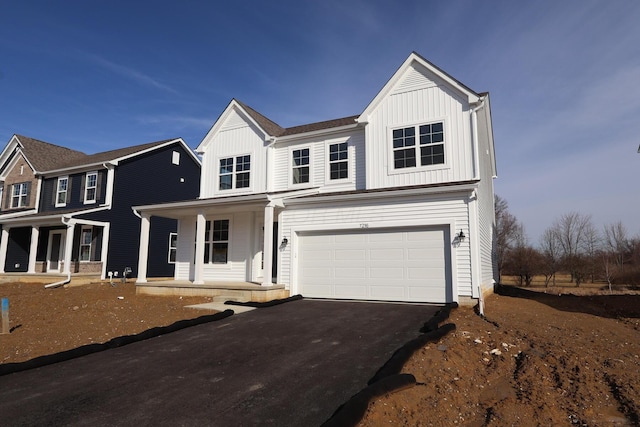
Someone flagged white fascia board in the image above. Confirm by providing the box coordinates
[196,100,271,154]
[0,147,36,180]
[358,52,481,124]
[39,162,113,177]
[133,193,270,216]
[272,123,360,144]
[284,182,479,206]
[0,205,110,226]
[0,136,23,175]
[113,138,198,164]
[0,208,38,221]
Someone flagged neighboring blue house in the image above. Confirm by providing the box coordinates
[0,135,201,281]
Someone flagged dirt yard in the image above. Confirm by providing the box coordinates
[1,281,639,426]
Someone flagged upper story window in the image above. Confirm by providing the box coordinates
[84,172,98,203]
[292,148,310,184]
[11,182,29,208]
[204,219,229,264]
[219,155,251,190]
[392,122,444,169]
[329,142,348,180]
[79,226,92,261]
[56,177,68,207]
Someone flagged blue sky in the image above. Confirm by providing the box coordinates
[1,0,639,242]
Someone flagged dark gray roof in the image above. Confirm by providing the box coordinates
[235,100,358,138]
[14,135,180,173]
[15,135,87,171]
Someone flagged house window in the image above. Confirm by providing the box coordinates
[219,156,251,190]
[79,227,92,262]
[235,155,250,188]
[168,232,177,263]
[292,148,310,184]
[392,122,445,169]
[419,123,445,165]
[204,219,229,264]
[84,172,98,203]
[56,177,68,207]
[329,142,348,180]
[11,182,28,208]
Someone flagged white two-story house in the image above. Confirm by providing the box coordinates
[134,52,497,304]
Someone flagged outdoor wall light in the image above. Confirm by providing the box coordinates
[281,236,288,246]
[457,230,466,241]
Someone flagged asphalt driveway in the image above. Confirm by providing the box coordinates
[0,299,439,426]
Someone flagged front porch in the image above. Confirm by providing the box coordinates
[135,280,289,302]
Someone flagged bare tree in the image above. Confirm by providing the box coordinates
[603,221,629,270]
[539,227,561,287]
[495,194,519,282]
[551,212,593,286]
[583,222,600,283]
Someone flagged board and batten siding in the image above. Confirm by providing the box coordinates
[272,129,366,193]
[279,194,473,299]
[200,110,268,198]
[365,63,475,189]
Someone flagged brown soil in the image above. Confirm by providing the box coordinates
[0,281,212,364]
[1,281,639,426]
[359,285,640,427]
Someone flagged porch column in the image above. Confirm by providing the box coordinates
[62,223,75,275]
[0,227,9,274]
[136,213,150,284]
[27,226,39,274]
[262,204,274,286]
[193,212,206,285]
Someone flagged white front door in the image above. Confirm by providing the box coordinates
[47,230,66,272]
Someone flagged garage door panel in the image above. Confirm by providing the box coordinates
[335,249,366,261]
[299,227,451,303]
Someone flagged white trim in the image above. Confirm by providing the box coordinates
[273,122,360,143]
[79,225,93,262]
[0,227,9,273]
[27,226,39,273]
[468,193,481,298]
[324,137,352,185]
[46,229,66,273]
[289,145,313,188]
[83,171,98,204]
[55,176,69,207]
[168,232,178,264]
[100,223,110,280]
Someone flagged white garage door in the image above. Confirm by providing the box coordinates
[298,227,451,303]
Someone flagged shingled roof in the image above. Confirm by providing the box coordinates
[235,100,358,138]
[15,135,87,172]
[14,135,181,173]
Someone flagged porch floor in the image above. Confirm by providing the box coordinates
[135,280,290,303]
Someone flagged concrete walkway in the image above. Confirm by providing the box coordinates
[0,299,439,426]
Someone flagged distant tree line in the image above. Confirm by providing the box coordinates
[495,195,640,289]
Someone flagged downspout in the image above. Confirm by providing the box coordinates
[470,96,486,180]
[45,216,73,289]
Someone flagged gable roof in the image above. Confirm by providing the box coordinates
[358,51,482,123]
[14,135,87,172]
[5,135,197,175]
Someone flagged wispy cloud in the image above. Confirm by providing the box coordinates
[81,52,178,94]
[136,114,213,129]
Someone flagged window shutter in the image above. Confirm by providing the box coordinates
[52,180,57,205]
[66,178,72,204]
[80,175,85,202]
[4,186,11,209]
[96,171,103,200]
[25,182,31,205]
